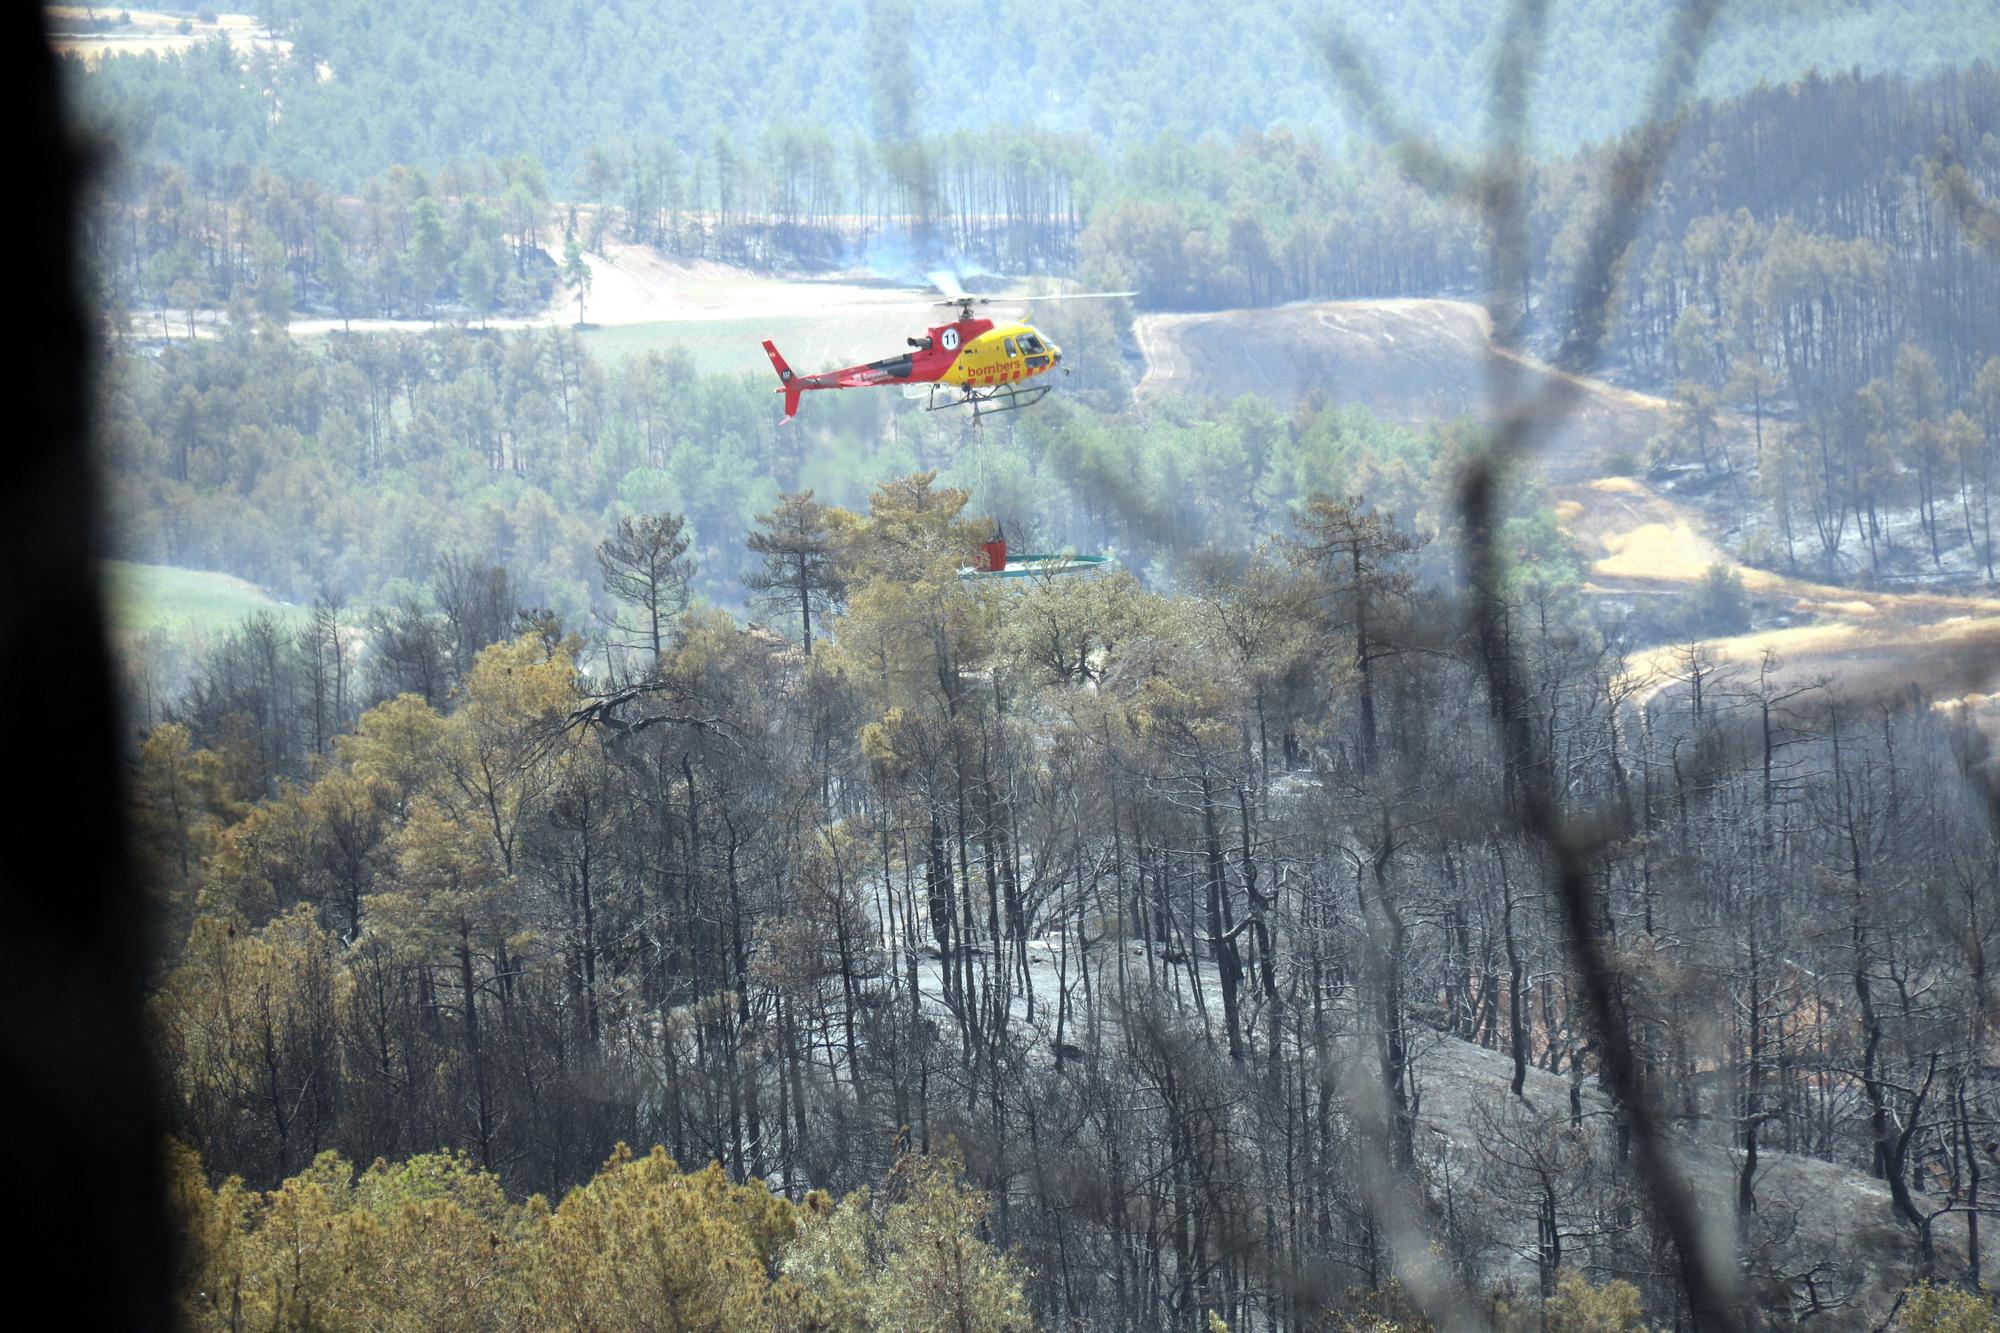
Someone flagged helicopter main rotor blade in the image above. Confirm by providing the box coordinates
[824,298,969,310]
[999,290,1140,302]
[925,269,1136,307]
[729,286,1140,315]
[924,288,1138,310]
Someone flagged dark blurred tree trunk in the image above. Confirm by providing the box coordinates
[3,13,171,1326]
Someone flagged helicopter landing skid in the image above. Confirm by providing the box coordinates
[923,381,1051,420]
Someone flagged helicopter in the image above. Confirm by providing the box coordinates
[761,272,1134,422]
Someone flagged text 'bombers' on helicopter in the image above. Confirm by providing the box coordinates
[761,272,1134,421]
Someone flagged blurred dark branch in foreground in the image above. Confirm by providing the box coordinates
[1328,1,1744,1328]
[2,10,171,1327]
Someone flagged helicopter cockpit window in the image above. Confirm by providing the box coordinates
[1004,337,1018,357]
[1020,334,1043,354]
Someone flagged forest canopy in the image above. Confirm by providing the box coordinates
[62,0,2000,186]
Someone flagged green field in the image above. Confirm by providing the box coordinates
[579,310,918,379]
[104,560,297,635]
[578,318,772,376]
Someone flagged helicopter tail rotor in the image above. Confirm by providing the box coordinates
[762,339,803,421]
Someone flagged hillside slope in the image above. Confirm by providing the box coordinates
[981,931,1966,1327]
[1136,298,2000,728]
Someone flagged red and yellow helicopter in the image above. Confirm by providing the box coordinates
[762,272,1133,422]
